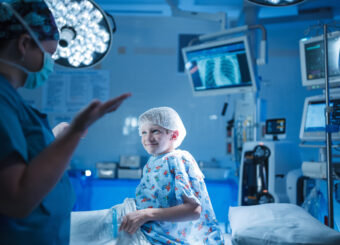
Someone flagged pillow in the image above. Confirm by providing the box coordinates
[228,203,340,245]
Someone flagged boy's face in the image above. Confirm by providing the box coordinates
[140,123,175,156]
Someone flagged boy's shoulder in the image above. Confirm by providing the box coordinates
[164,149,195,162]
[165,150,204,178]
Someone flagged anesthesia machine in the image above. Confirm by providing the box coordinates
[238,119,301,206]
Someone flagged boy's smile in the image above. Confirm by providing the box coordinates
[140,124,176,156]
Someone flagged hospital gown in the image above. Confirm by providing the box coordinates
[135,149,224,245]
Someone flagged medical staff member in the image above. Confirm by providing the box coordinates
[0,0,130,244]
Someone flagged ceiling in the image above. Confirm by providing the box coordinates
[95,0,340,25]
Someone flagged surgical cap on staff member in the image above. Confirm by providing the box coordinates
[138,107,187,149]
[0,0,59,41]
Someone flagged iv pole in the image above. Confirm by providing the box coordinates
[323,23,334,229]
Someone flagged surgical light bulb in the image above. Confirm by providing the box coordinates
[91,9,103,23]
[45,0,113,68]
[69,2,81,15]
[52,53,59,60]
[247,0,305,6]
[99,30,110,42]
[83,56,93,66]
[55,2,67,16]
[59,47,71,58]
[56,17,66,27]
[66,13,77,26]
[268,0,280,4]
[78,12,90,22]
[81,1,93,12]
[95,42,107,53]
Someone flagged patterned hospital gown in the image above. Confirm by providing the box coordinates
[135,149,224,245]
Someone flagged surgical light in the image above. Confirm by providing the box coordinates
[247,0,305,7]
[45,0,116,68]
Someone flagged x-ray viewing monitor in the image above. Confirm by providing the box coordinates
[299,31,340,89]
[300,95,340,141]
[182,36,257,96]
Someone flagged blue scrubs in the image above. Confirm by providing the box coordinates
[0,75,75,245]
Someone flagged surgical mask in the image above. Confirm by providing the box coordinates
[23,52,54,89]
[1,2,55,89]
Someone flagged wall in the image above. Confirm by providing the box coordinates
[67,16,234,169]
[18,13,334,168]
[73,15,326,168]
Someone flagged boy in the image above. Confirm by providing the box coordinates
[120,107,224,244]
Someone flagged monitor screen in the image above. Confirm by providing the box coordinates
[300,95,340,141]
[266,118,286,135]
[182,36,257,96]
[299,31,340,89]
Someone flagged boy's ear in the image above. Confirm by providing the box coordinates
[171,130,179,140]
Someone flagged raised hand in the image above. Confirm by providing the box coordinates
[70,93,131,133]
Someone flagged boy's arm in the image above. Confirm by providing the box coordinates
[119,195,201,234]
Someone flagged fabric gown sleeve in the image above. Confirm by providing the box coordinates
[0,98,28,163]
[168,155,203,206]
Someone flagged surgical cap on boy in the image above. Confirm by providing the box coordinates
[0,0,59,41]
[138,107,187,149]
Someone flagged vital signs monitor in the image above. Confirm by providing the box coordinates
[300,95,340,141]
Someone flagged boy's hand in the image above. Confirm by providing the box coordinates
[119,209,150,234]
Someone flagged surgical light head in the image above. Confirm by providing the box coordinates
[138,107,186,149]
[44,0,115,68]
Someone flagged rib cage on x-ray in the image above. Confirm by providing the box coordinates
[197,55,241,88]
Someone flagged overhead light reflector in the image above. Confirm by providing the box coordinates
[45,0,116,68]
[247,0,305,7]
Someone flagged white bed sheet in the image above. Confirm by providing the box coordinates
[228,203,340,245]
[70,198,150,245]
[223,233,233,245]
